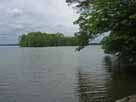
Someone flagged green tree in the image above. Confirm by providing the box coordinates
[19,32,80,47]
[66,0,136,63]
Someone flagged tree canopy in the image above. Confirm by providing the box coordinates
[19,32,79,47]
[66,0,136,63]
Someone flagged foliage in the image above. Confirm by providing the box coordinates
[66,0,136,63]
[19,32,79,47]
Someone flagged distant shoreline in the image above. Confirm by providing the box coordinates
[89,43,101,45]
[0,44,19,46]
[0,43,101,47]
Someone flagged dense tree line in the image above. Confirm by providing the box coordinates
[19,32,79,47]
[66,0,136,63]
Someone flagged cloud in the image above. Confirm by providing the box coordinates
[0,0,79,44]
[8,24,24,30]
[7,8,23,17]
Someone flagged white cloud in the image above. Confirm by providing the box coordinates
[7,8,23,17]
[9,24,24,30]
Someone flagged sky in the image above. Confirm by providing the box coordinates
[0,0,79,44]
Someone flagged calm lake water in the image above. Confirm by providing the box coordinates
[0,46,136,102]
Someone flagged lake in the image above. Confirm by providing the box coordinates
[0,46,136,102]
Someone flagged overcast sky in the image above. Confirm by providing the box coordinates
[0,0,79,44]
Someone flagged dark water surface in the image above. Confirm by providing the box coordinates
[0,46,136,102]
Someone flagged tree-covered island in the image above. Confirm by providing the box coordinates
[19,32,80,47]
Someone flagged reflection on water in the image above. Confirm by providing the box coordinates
[0,46,136,102]
[76,48,111,102]
[77,70,109,102]
[104,56,136,101]
[76,53,136,102]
